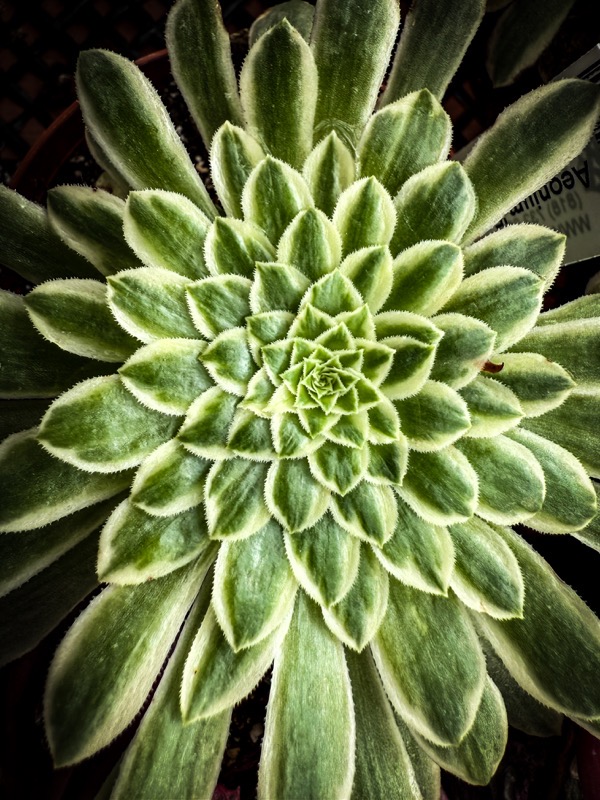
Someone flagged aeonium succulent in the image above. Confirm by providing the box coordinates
[1,0,600,797]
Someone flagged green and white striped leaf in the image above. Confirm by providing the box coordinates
[107,267,198,342]
[304,270,363,316]
[200,328,255,396]
[242,157,313,244]
[456,435,545,524]
[463,79,600,242]
[331,481,397,546]
[382,241,463,316]
[379,336,437,400]
[366,396,401,443]
[333,177,396,255]
[475,524,600,719]
[39,375,179,473]
[372,579,486,746]
[395,718,442,800]
[460,375,523,438]
[399,446,479,525]
[76,49,216,218]
[493,352,575,417]
[119,338,210,415]
[241,20,317,170]
[205,458,270,540]
[250,262,311,314]
[375,497,454,595]
[25,279,137,362]
[258,592,355,800]
[166,0,244,148]
[374,311,444,345]
[309,440,369,495]
[204,217,275,278]
[366,440,409,486]
[277,208,341,281]
[213,519,297,649]
[186,275,251,339]
[380,0,485,102]
[322,546,389,651]
[249,0,315,46]
[211,123,266,218]
[507,428,597,533]
[414,676,507,785]
[441,266,543,351]
[266,457,330,532]
[573,484,600,553]
[346,649,422,800]
[303,131,355,217]
[449,517,524,619]
[463,224,566,287]
[131,440,210,516]
[284,513,360,607]
[429,313,496,389]
[228,408,276,459]
[0,429,131,533]
[394,381,471,452]
[98,499,211,583]
[358,89,451,197]
[123,190,211,279]
[178,386,238,459]
[45,554,212,767]
[536,293,600,326]
[47,186,141,276]
[271,411,319,457]
[247,312,294,363]
[339,246,392,313]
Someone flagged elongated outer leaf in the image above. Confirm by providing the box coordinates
[241,20,317,170]
[449,517,524,619]
[0,429,132,533]
[211,123,266,218]
[25,279,138,362]
[205,458,271,540]
[266,457,330,532]
[395,717,442,800]
[414,676,507,785]
[346,649,422,800]
[213,519,297,650]
[0,185,97,283]
[0,532,99,667]
[111,585,231,800]
[45,551,214,767]
[76,50,216,217]
[249,0,315,46]
[0,398,50,440]
[310,0,400,147]
[258,592,355,800]
[380,0,485,103]
[475,524,600,719]
[372,578,486,746]
[166,0,244,148]
[85,129,131,199]
[123,190,211,279]
[463,79,600,242]
[0,290,109,399]
[303,131,356,217]
[39,375,179,473]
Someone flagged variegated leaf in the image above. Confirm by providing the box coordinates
[379,336,437,400]
[186,275,251,339]
[394,380,471,452]
[331,481,397,546]
[204,217,275,278]
[228,408,276,459]
[493,352,575,417]
[303,131,355,217]
[333,177,396,255]
[250,262,311,314]
[277,208,341,281]
[249,0,315,46]
[460,375,523,438]
[205,458,270,540]
[366,440,409,486]
[178,387,238,459]
[309,440,369,495]
[339,246,393,313]
[429,312,496,389]
[211,123,266,218]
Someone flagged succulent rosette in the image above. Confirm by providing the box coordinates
[2,0,600,797]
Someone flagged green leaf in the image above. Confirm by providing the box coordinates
[205,458,270,540]
[391,163,476,253]
[250,261,311,314]
[107,267,198,342]
[213,519,297,649]
[242,157,313,244]
[25,279,137,362]
[211,123,266,218]
[380,0,485,102]
[400,446,479,525]
[123,190,211,279]
[379,336,436,400]
[475,524,600,719]
[76,49,216,217]
[39,375,179,473]
[131,440,210,516]
[429,312,496,389]
[414,677,507,785]
[85,129,131,199]
[333,177,396,255]
[47,186,141,276]
[247,311,294,363]
[201,328,255,396]
[0,185,97,283]
[394,380,471,451]
[366,440,409,486]
[374,310,444,345]
[372,578,486,746]
[395,719,442,800]
[166,0,244,147]
[271,411,320,457]
[339,246,393,313]
[186,275,251,339]
[310,0,399,147]
[463,223,566,287]
[326,411,368,449]
[304,269,363,316]
[119,338,211,415]
[249,0,315,46]
[0,429,131,533]
[241,367,277,415]
[536,293,600,326]
[241,20,317,170]
[460,375,523,438]
[309,439,369,495]
[366,396,400,443]
[573,484,600,553]
[45,554,213,767]
[277,208,341,281]
[449,517,524,619]
[228,408,276,459]
[98,500,211,583]
[258,592,355,799]
[382,241,463,316]
[266,457,330,532]
[178,386,238,459]
[507,428,597,533]
[493,352,575,417]
[463,79,600,242]
[358,89,451,197]
[204,217,275,278]
[331,481,397,546]
[303,131,355,217]
[375,496,454,595]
